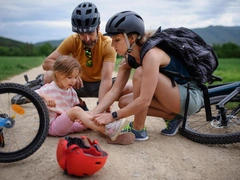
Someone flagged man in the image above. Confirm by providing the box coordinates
[42,2,132,110]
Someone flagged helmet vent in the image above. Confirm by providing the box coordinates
[92,18,97,26]
[86,9,92,15]
[115,17,125,28]
[76,10,81,15]
[77,20,82,27]
[135,14,143,21]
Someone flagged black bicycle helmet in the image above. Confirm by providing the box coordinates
[71,2,100,33]
[105,11,145,36]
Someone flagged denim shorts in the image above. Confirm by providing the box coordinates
[178,81,204,116]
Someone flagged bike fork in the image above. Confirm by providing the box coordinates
[216,87,240,126]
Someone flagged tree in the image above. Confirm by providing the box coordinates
[38,43,53,56]
[212,42,240,58]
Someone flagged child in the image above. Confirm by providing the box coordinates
[35,55,126,141]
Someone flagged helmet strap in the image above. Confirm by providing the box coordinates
[123,33,135,54]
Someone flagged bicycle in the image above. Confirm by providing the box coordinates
[179,76,240,144]
[0,82,49,163]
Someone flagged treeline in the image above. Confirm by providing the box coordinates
[0,42,56,56]
[212,42,240,58]
[0,41,240,58]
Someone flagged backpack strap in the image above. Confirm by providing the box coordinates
[140,26,162,64]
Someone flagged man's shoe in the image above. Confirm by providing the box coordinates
[161,116,183,136]
[105,118,127,141]
[122,122,149,141]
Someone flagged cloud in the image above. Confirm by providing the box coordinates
[0,0,239,43]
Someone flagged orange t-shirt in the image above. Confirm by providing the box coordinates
[57,32,116,82]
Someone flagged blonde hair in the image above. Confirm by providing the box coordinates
[127,30,156,46]
[52,55,81,82]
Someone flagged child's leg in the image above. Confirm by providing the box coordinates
[68,122,87,133]
[67,106,106,134]
[49,112,86,136]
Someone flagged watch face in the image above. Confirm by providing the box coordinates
[112,111,118,119]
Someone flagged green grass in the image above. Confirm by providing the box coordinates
[212,58,240,83]
[0,56,44,81]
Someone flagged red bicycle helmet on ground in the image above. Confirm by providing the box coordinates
[56,136,108,177]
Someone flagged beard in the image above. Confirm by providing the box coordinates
[82,39,97,49]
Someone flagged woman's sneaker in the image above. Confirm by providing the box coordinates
[122,122,149,141]
[105,118,127,141]
[161,116,183,136]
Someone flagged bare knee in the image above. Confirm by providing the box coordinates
[121,83,133,96]
[118,94,133,109]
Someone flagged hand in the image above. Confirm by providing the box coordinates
[74,76,83,89]
[43,95,56,107]
[93,113,114,125]
[74,119,83,125]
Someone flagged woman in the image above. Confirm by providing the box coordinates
[91,11,204,141]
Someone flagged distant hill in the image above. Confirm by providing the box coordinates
[34,26,240,47]
[192,26,240,45]
[34,39,64,48]
[0,36,26,47]
[0,26,240,48]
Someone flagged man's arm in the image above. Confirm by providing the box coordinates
[42,50,62,71]
[98,61,115,103]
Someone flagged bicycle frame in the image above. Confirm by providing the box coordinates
[208,82,240,96]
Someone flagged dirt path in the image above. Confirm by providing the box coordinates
[0,66,240,180]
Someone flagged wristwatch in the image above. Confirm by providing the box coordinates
[111,111,119,120]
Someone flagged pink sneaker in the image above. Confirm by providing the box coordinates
[105,118,127,141]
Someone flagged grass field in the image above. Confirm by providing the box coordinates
[211,58,240,83]
[0,56,239,83]
[0,56,44,81]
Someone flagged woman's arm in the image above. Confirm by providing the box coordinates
[93,48,170,125]
[92,61,131,114]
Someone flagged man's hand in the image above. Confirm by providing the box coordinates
[74,76,83,89]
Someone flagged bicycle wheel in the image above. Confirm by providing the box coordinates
[179,95,240,144]
[0,83,49,162]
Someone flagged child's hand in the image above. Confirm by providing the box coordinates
[74,119,83,125]
[44,95,56,107]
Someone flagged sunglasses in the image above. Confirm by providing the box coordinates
[85,48,92,67]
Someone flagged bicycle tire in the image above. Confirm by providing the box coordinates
[0,83,49,162]
[179,95,240,144]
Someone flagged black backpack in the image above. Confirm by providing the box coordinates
[140,27,219,85]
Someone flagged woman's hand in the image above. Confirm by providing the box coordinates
[93,113,114,125]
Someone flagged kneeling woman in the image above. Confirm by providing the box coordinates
[91,11,203,141]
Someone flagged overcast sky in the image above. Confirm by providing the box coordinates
[0,0,239,43]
